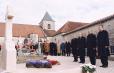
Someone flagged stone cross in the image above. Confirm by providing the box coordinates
[1,5,16,72]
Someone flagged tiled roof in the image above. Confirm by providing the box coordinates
[56,21,87,35]
[44,29,56,37]
[63,14,114,36]
[0,22,46,37]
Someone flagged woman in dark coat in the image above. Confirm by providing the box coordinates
[87,32,97,65]
[77,35,86,63]
[97,25,110,68]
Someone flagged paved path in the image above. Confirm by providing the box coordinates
[1,56,114,73]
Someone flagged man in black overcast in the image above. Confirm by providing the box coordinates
[97,25,110,68]
[87,31,97,65]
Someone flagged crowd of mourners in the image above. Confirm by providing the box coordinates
[0,25,110,68]
[40,40,72,56]
[40,25,110,68]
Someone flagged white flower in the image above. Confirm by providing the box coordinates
[93,65,96,68]
[89,65,94,68]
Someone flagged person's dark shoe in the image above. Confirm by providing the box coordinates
[102,65,108,68]
[73,60,78,62]
[79,61,82,63]
[100,65,104,67]
[82,62,85,64]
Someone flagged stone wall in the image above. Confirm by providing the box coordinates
[43,20,55,30]
[103,20,114,46]
[63,24,99,42]
[53,33,65,43]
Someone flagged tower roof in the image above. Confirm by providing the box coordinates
[39,12,54,24]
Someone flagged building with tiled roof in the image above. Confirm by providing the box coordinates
[43,29,56,37]
[0,11,88,46]
[56,21,87,35]
[39,12,55,30]
[0,12,56,45]
[0,23,45,37]
[39,12,56,41]
[39,12,54,24]
[53,21,88,42]
[62,14,114,55]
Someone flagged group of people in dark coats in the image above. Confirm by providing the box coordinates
[70,25,110,68]
[71,33,86,63]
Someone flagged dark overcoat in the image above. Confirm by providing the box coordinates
[87,33,97,57]
[60,43,65,50]
[97,30,110,57]
[50,42,57,52]
[65,42,71,52]
[77,36,86,56]
[71,38,78,55]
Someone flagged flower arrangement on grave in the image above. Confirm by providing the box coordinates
[81,64,96,73]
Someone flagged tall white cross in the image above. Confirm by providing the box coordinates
[1,1,16,72]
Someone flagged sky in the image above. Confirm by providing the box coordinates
[0,0,114,30]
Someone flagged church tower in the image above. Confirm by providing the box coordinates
[39,12,55,30]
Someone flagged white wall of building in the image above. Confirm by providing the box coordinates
[0,37,4,45]
[0,37,25,45]
[43,20,55,30]
[53,33,65,43]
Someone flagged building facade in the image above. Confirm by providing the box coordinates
[53,21,87,43]
[63,14,114,55]
[0,12,56,47]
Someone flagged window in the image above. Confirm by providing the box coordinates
[48,24,51,29]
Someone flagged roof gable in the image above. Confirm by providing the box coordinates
[44,29,56,37]
[0,23,46,37]
[39,12,54,25]
[56,21,87,35]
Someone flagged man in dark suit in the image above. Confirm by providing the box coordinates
[71,38,78,62]
[50,42,57,56]
[97,25,110,68]
[87,32,97,65]
[77,33,86,63]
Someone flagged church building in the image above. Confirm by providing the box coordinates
[0,12,56,45]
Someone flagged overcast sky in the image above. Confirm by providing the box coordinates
[0,0,114,30]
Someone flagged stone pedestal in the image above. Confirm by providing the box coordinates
[38,42,42,55]
[0,5,16,72]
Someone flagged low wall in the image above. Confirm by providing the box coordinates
[17,55,43,63]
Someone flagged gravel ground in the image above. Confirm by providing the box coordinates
[1,56,114,73]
